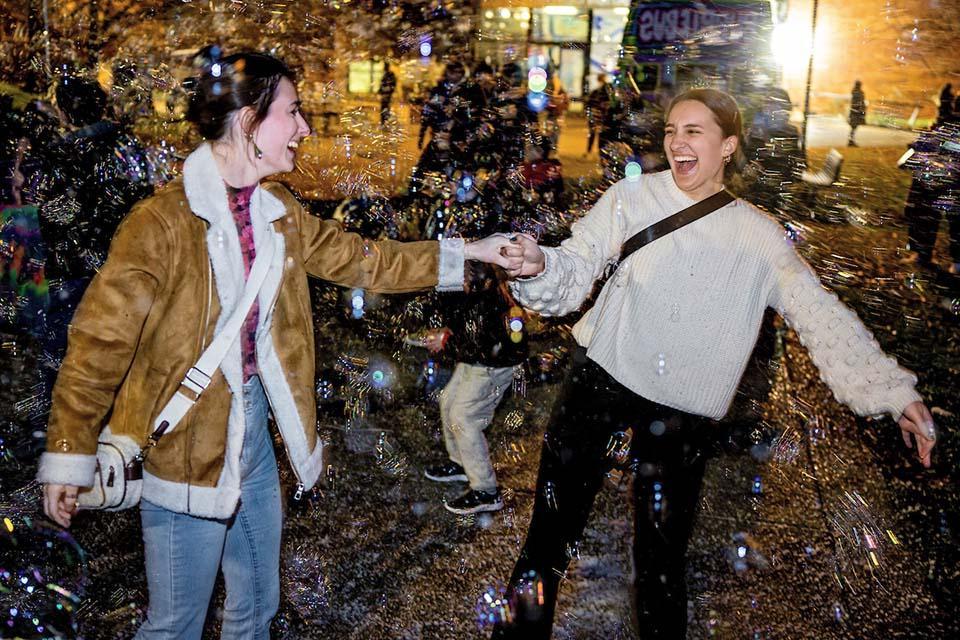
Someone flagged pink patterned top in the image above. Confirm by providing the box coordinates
[226,183,260,382]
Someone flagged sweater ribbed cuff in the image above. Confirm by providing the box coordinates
[509,247,554,297]
[877,386,924,422]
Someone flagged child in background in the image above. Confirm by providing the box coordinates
[422,269,529,515]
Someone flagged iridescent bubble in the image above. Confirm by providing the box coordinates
[527,68,548,93]
[527,91,548,112]
[656,352,667,376]
[475,584,511,629]
[624,161,642,181]
[543,481,559,510]
[605,429,632,462]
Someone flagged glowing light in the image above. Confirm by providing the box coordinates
[528,67,548,93]
[419,41,432,57]
[543,6,579,16]
[527,92,548,112]
[771,16,830,78]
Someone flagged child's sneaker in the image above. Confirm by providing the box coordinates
[443,488,504,514]
[424,461,468,483]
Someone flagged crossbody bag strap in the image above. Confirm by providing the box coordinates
[617,188,736,266]
[146,240,277,446]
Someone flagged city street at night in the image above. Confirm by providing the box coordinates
[1,1,958,639]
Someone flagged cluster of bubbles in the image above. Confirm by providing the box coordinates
[0,0,957,636]
[0,516,85,637]
[827,490,899,578]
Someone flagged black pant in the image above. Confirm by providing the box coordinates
[380,94,393,125]
[492,349,713,639]
[586,123,600,153]
[905,177,960,266]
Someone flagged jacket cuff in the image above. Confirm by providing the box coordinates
[37,452,98,487]
[437,238,465,292]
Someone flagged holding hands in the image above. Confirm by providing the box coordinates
[465,233,543,278]
[500,233,545,279]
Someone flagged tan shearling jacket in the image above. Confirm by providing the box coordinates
[37,143,466,518]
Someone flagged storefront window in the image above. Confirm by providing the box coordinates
[348,60,384,95]
[479,7,530,42]
[588,7,630,91]
[532,7,589,43]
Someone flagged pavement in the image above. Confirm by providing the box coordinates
[281,103,919,203]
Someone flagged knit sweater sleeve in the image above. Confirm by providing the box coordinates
[768,234,921,420]
[510,183,628,316]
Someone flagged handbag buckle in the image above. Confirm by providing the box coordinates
[182,367,212,395]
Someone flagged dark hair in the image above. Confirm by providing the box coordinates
[186,46,295,141]
[473,61,494,77]
[55,77,107,127]
[444,61,465,75]
[525,132,553,158]
[666,88,746,178]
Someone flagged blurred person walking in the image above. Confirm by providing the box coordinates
[902,120,960,274]
[936,83,954,128]
[848,79,866,146]
[379,61,397,126]
[585,73,613,155]
[36,76,154,405]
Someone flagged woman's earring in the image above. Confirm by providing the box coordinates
[723,155,731,165]
[247,133,263,160]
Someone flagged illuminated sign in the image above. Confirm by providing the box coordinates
[628,2,769,47]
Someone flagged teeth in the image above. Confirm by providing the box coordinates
[288,141,299,149]
[674,155,696,162]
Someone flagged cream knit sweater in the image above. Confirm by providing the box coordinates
[511,170,921,420]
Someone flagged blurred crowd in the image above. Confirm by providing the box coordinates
[1,75,175,423]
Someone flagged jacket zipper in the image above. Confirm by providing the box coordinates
[255,221,305,498]
[258,359,306,499]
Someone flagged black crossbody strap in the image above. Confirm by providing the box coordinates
[618,189,735,264]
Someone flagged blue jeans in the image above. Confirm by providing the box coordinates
[136,375,282,639]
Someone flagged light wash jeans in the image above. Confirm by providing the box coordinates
[439,363,516,493]
[136,375,282,639]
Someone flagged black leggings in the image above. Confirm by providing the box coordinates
[493,349,714,639]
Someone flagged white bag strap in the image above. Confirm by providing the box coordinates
[149,240,276,441]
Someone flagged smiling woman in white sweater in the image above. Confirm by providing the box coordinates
[492,89,936,640]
